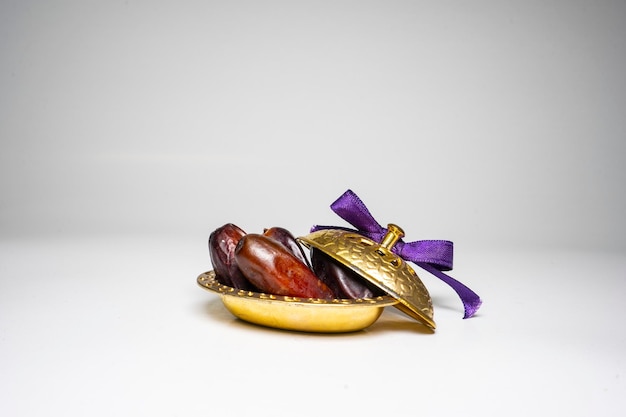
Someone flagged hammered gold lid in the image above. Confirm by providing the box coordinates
[298,224,436,330]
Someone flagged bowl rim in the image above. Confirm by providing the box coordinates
[197,270,398,307]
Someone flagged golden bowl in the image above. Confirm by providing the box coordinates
[197,270,398,333]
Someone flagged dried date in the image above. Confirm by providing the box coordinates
[263,226,311,268]
[235,234,335,299]
[311,248,384,299]
[208,223,257,290]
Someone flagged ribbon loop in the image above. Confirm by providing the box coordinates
[311,189,482,319]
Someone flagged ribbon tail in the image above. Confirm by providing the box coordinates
[416,262,482,319]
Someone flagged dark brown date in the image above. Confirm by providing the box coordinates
[235,234,335,299]
[208,223,257,290]
[263,226,311,268]
[311,248,385,299]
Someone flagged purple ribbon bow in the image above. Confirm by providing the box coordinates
[311,189,482,319]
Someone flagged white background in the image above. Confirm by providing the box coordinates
[1,1,625,416]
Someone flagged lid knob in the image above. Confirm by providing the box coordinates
[379,224,404,250]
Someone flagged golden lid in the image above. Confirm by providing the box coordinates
[298,224,436,330]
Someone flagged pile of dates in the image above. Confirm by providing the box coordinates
[209,223,384,299]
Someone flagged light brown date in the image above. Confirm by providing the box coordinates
[235,234,335,299]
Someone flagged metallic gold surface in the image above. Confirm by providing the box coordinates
[298,225,436,330]
[197,271,398,333]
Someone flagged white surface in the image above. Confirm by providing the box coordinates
[1,1,625,416]
[1,238,624,416]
